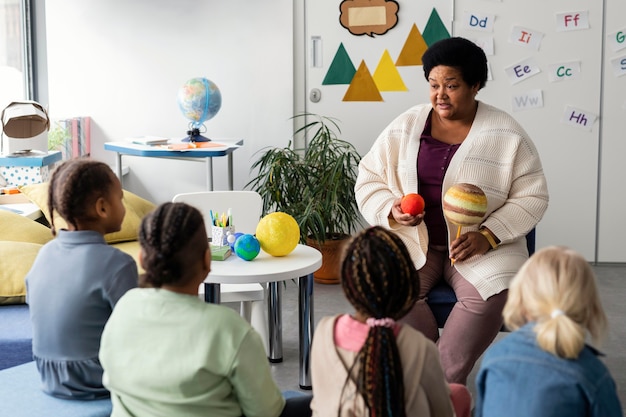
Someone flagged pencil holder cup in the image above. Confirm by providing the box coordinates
[211,225,235,246]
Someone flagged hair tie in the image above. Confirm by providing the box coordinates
[551,309,565,319]
[366,317,395,328]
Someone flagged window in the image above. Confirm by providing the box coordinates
[0,0,33,109]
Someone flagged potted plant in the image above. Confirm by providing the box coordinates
[246,113,364,284]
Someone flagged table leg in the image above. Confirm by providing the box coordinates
[204,283,221,303]
[227,153,234,190]
[206,157,214,191]
[267,281,283,363]
[115,153,123,187]
[298,273,314,389]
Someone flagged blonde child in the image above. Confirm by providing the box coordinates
[25,159,138,399]
[310,226,471,417]
[99,202,311,417]
[475,246,622,417]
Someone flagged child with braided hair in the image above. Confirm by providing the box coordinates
[475,246,622,417]
[25,159,138,399]
[99,202,312,417]
[310,226,471,417]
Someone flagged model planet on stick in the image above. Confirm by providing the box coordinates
[401,193,425,216]
[443,183,488,234]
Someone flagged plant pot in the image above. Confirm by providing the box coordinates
[306,235,349,285]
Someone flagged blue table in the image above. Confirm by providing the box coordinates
[104,140,243,190]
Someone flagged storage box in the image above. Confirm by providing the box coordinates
[1,101,50,155]
[0,151,62,187]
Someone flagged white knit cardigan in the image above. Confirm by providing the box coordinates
[355,102,549,299]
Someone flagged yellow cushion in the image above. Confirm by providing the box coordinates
[0,210,53,244]
[0,241,41,305]
[19,182,155,244]
[113,241,144,274]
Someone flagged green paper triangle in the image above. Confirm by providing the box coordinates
[422,8,450,47]
[322,43,357,85]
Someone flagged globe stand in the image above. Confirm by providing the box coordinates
[182,128,211,143]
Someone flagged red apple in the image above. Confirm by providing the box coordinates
[401,193,425,216]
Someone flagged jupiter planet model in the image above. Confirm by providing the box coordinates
[443,183,488,227]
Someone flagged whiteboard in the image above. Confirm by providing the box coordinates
[303,0,606,260]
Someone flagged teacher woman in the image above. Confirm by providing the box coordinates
[354,37,549,384]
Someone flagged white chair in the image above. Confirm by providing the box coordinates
[171,191,268,351]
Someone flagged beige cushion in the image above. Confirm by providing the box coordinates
[0,210,53,244]
[0,241,41,305]
[20,182,155,244]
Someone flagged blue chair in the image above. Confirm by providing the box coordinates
[426,229,536,328]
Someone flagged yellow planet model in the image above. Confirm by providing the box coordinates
[256,212,300,257]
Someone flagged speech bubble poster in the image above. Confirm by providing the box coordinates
[340,0,399,37]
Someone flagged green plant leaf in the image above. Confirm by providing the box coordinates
[245,113,365,244]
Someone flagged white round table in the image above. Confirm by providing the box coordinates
[204,244,322,389]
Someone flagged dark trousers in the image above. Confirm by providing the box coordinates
[400,245,508,384]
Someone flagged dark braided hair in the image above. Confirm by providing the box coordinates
[138,202,207,288]
[422,36,488,90]
[339,226,420,417]
[48,158,117,236]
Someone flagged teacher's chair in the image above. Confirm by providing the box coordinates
[426,229,536,328]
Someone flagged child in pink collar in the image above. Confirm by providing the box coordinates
[310,226,471,417]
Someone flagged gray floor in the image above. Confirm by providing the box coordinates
[269,264,626,411]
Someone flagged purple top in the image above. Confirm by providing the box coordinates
[417,113,460,246]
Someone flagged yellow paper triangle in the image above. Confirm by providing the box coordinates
[373,50,408,92]
[396,24,428,66]
[343,60,383,102]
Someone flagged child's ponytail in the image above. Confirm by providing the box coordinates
[534,309,585,359]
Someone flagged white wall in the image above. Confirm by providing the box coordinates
[45,0,294,203]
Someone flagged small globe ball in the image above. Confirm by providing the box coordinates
[228,232,245,252]
[256,212,300,257]
[234,234,261,261]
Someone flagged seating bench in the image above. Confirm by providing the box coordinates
[0,304,33,370]
[0,361,112,417]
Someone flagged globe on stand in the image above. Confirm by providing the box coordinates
[177,77,222,142]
